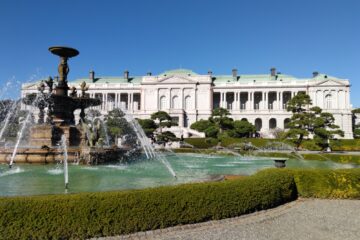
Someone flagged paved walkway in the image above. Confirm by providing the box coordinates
[97,199,360,240]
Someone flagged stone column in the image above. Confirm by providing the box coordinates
[262,92,265,110]
[102,93,105,111]
[279,91,283,110]
[236,91,240,110]
[219,91,224,107]
[126,92,130,110]
[265,91,268,110]
[105,93,108,111]
[130,93,134,110]
[250,91,254,110]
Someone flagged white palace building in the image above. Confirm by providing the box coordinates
[22,68,353,139]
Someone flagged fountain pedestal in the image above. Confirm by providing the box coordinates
[0,46,128,165]
[29,125,53,147]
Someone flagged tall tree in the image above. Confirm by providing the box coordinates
[209,108,233,134]
[232,119,256,138]
[190,119,214,133]
[312,110,344,150]
[106,108,136,145]
[284,92,314,148]
[155,131,178,146]
[150,111,172,133]
[137,118,157,138]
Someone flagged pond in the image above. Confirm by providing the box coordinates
[0,153,356,197]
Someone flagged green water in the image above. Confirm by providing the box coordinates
[0,153,356,197]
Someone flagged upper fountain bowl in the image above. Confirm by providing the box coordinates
[49,46,79,58]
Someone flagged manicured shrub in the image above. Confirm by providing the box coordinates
[330,139,360,151]
[302,153,360,164]
[0,170,296,240]
[290,168,360,199]
[184,138,218,148]
[300,140,322,151]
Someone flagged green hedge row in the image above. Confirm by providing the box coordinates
[0,170,297,240]
[330,139,360,151]
[290,168,360,198]
[302,153,360,164]
[184,138,218,148]
[185,137,360,151]
[252,152,360,165]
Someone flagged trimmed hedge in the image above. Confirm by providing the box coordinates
[186,137,360,151]
[0,170,297,240]
[290,168,360,198]
[330,139,360,151]
[302,153,360,164]
[184,138,218,148]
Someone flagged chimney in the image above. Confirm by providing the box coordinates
[146,72,152,76]
[208,70,213,76]
[270,67,276,77]
[89,70,95,81]
[232,68,238,79]
[124,70,129,80]
[313,71,319,77]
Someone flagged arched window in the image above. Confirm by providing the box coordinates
[284,118,291,129]
[241,118,248,122]
[184,95,191,110]
[255,118,262,131]
[160,96,167,110]
[325,94,332,109]
[269,118,277,129]
[172,96,179,109]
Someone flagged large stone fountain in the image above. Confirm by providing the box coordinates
[0,46,126,165]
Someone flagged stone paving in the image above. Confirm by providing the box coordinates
[96,199,360,240]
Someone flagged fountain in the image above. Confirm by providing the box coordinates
[0,47,353,197]
[0,46,127,165]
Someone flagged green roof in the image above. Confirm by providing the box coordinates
[65,69,344,85]
[212,74,297,83]
[70,76,142,84]
[159,68,199,76]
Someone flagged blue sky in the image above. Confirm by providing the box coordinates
[0,0,359,106]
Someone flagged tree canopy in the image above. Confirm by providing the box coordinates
[150,111,172,130]
[190,108,256,139]
[284,92,343,150]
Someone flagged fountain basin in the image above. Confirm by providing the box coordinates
[0,146,128,164]
[49,46,79,58]
[0,153,354,197]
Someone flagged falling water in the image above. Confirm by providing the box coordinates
[101,121,110,146]
[121,108,177,178]
[221,148,243,158]
[60,135,69,189]
[0,100,19,141]
[9,113,31,168]
[94,117,110,146]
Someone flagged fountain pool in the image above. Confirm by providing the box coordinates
[0,153,356,197]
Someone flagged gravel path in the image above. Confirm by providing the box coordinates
[96,199,360,240]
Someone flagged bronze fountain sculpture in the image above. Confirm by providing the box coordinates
[0,46,125,165]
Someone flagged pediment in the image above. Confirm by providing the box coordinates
[314,79,346,86]
[157,75,197,84]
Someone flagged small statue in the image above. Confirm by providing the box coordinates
[37,81,46,93]
[70,86,77,97]
[80,81,89,97]
[45,76,54,93]
[58,57,69,83]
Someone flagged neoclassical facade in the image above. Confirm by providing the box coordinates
[22,68,353,138]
